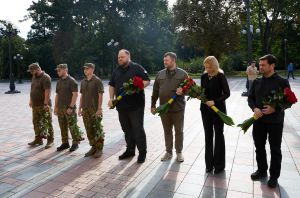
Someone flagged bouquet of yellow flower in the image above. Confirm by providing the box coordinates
[110,76,144,109]
[237,87,298,133]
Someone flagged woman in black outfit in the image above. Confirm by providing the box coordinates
[200,56,230,174]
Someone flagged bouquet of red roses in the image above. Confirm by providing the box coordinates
[237,87,298,133]
[183,83,235,126]
[153,77,195,116]
[110,76,144,109]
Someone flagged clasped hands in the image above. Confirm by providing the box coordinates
[254,105,276,118]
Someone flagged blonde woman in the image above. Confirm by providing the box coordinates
[200,56,230,174]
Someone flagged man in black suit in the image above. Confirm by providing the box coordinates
[248,54,290,188]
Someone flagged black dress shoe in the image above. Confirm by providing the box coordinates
[250,170,267,181]
[119,151,135,160]
[267,177,278,188]
[57,143,70,151]
[137,152,146,163]
[69,144,79,152]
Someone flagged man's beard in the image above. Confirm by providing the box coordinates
[120,60,129,67]
[165,64,173,70]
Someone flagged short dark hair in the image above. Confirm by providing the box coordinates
[259,54,277,66]
[164,52,177,61]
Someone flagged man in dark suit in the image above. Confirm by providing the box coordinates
[248,54,290,188]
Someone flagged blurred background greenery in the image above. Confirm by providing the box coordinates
[0,0,299,80]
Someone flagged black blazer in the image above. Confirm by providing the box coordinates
[200,72,230,113]
[248,73,290,124]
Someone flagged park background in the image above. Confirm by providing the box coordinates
[1,1,300,198]
[0,0,300,81]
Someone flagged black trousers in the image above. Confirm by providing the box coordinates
[287,71,295,79]
[253,121,283,179]
[201,110,225,170]
[118,107,147,153]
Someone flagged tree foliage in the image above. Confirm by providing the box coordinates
[1,0,300,79]
[173,0,243,59]
[23,0,175,77]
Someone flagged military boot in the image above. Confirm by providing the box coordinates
[28,138,43,146]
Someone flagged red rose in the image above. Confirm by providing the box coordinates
[284,88,291,94]
[182,85,188,92]
[284,88,298,104]
[133,76,144,90]
[187,82,193,88]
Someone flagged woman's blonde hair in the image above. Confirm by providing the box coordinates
[203,56,224,74]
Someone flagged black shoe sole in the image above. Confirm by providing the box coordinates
[137,154,146,163]
[119,154,135,160]
[69,147,79,152]
[137,160,145,164]
[57,147,70,151]
[57,149,68,151]
[251,174,267,181]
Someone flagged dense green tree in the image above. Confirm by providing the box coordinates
[1,0,300,78]
[173,0,243,59]
[250,0,300,67]
[0,20,28,79]
[23,0,175,77]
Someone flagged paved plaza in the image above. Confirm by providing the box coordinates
[0,77,300,198]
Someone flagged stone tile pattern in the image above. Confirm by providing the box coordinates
[0,78,299,198]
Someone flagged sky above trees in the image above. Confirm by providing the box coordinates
[0,0,176,38]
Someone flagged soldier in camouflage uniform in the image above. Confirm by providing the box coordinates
[28,63,54,149]
[78,63,104,158]
[54,64,81,152]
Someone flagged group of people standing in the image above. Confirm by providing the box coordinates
[27,49,290,188]
[28,62,104,158]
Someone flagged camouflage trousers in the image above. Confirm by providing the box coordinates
[32,106,54,141]
[57,108,79,144]
[82,108,104,150]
